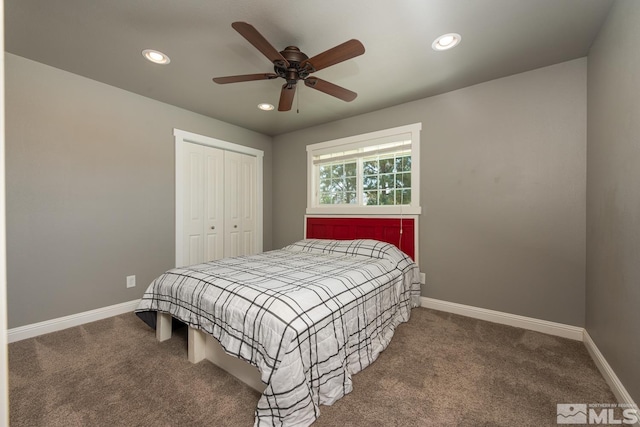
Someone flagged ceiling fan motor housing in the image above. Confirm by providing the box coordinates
[275,46,311,85]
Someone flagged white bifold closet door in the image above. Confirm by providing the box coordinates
[180,142,257,267]
[224,151,257,258]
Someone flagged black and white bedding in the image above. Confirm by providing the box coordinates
[136,239,421,427]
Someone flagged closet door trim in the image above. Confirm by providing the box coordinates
[174,128,264,267]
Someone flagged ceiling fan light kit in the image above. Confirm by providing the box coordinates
[213,22,365,111]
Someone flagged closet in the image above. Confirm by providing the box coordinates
[175,129,262,267]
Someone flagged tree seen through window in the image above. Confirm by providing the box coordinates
[318,153,411,206]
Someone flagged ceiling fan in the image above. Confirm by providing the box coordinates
[213,22,365,111]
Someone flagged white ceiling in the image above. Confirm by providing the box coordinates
[5,0,613,136]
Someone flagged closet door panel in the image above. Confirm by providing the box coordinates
[181,144,204,266]
[240,154,257,255]
[188,235,202,266]
[224,151,242,257]
[203,147,225,262]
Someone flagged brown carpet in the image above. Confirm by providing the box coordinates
[8,308,616,426]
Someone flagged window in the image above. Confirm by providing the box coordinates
[307,123,421,215]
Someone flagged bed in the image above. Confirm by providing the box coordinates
[136,216,421,427]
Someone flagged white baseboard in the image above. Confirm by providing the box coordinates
[583,330,639,425]
[419,297,584,340]
[419,297,638,416]
[8,299,140,343]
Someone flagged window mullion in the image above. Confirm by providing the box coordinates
[357,158,364,206]
[315,166,320,206]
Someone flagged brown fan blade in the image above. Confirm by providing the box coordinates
[213,73,277,84]
[304,77,357,102]
[278,84,296,111]
[231,22,289,68]
[302,39,365,72]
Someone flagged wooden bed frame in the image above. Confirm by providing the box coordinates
[155,215,419,393]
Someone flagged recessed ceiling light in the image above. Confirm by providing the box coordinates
[258,103,274,111]
[142,49,170,64]
[432,33,462,51]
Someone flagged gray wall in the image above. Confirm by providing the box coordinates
[586,0,640,403]
[5,53,273,329]
[273,59,587,327]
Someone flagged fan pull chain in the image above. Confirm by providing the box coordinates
[297,87,300,114]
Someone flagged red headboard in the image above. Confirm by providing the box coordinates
[305,216,416,260]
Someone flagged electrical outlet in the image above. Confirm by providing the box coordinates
[126,275,136,288]
[420,272,426,285]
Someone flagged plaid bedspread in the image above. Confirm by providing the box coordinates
[136,239,421,426]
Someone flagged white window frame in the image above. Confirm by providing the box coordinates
[306,123,422,215]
